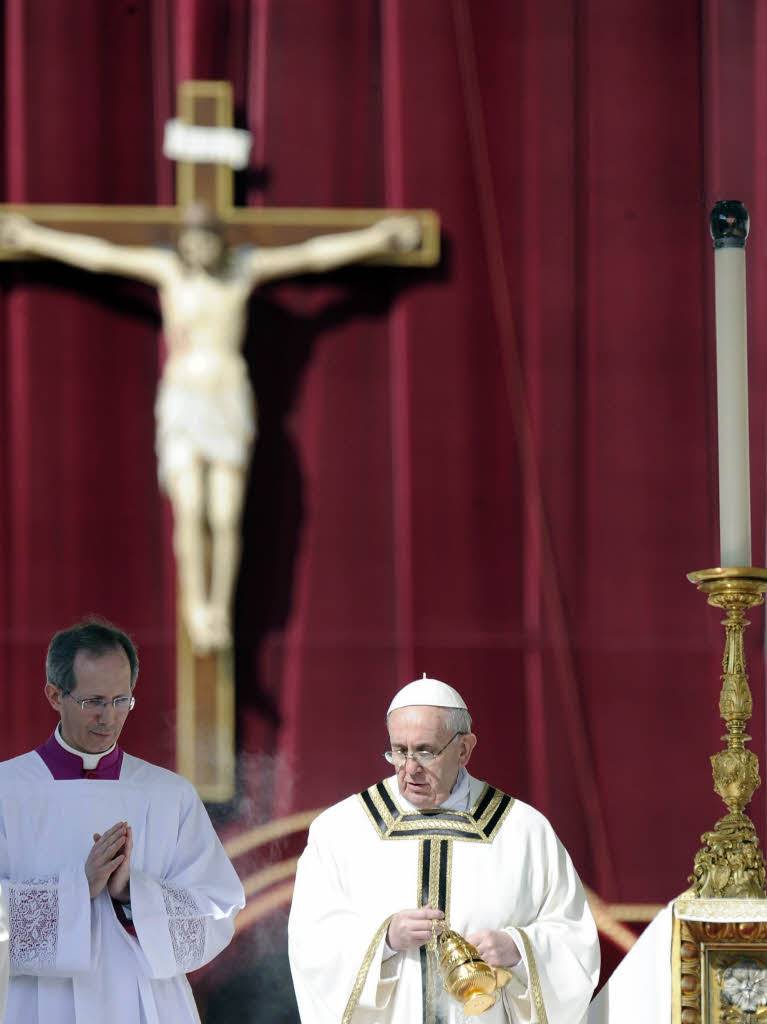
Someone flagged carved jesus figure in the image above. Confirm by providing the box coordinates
[0,206,421,653]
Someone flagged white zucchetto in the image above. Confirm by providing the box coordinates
[387,675,468,714]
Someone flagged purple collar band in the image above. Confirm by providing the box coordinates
[36,732,124,780]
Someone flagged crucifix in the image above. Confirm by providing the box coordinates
[0,80,440,802]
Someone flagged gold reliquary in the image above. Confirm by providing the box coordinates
[673,899,767,1023]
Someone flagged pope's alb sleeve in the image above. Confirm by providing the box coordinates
[289,815,402,1024]
[501,810,600,1024]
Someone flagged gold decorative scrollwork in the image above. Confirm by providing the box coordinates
[692,814,766,900]
[686,569,767,900]
[678,919,702,1023]
[676,914,767,1023]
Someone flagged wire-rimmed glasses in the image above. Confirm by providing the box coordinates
[66,693,136,713]
[383,731,462,768]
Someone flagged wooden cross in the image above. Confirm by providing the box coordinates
[0,80,440,802]
[0,81,439,260]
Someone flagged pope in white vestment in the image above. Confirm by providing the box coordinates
[0,618,245,1024]
[289,678,599,1024]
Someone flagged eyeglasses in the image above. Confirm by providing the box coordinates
[383,731,462,768]
[66,693,136,713]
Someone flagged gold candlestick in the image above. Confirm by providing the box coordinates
[687,567,767,898]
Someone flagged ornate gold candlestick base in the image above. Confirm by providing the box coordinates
[687,568,767,899]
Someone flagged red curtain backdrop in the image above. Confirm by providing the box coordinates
[2,0,767,995]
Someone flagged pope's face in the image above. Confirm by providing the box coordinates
[44,648,134,754]
[387,705,477,809]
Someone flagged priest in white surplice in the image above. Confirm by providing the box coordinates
[0,619,245,1023]
[288,678,599,1024]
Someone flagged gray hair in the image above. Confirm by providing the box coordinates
[46,618,139,695]
[386,706,472,734]
[442,707,472,734]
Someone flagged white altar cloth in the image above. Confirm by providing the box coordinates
[586,904,673,1024]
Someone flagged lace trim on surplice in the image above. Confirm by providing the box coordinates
[161,882,206,970]
[8,875,59,969]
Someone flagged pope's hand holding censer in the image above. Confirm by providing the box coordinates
[438,925,512,1015]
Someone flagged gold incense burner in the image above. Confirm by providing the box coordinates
[438,926,512,1015]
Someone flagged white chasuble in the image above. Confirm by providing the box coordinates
[289,774,599,1024]
[0,751,245,1023]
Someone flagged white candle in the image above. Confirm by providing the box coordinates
[711,201,751,567]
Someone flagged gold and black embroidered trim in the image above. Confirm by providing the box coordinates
[418,837,453,1024]
[517,928,549,1024]
[358,781,513,843]
[471,783,497,820]
[359,783,399,832]
[341,914,394,1024]
[481,792,512,838]
[418,836,452,917]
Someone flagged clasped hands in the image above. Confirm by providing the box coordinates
[386,905,521,968]
[84,821,132,903]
